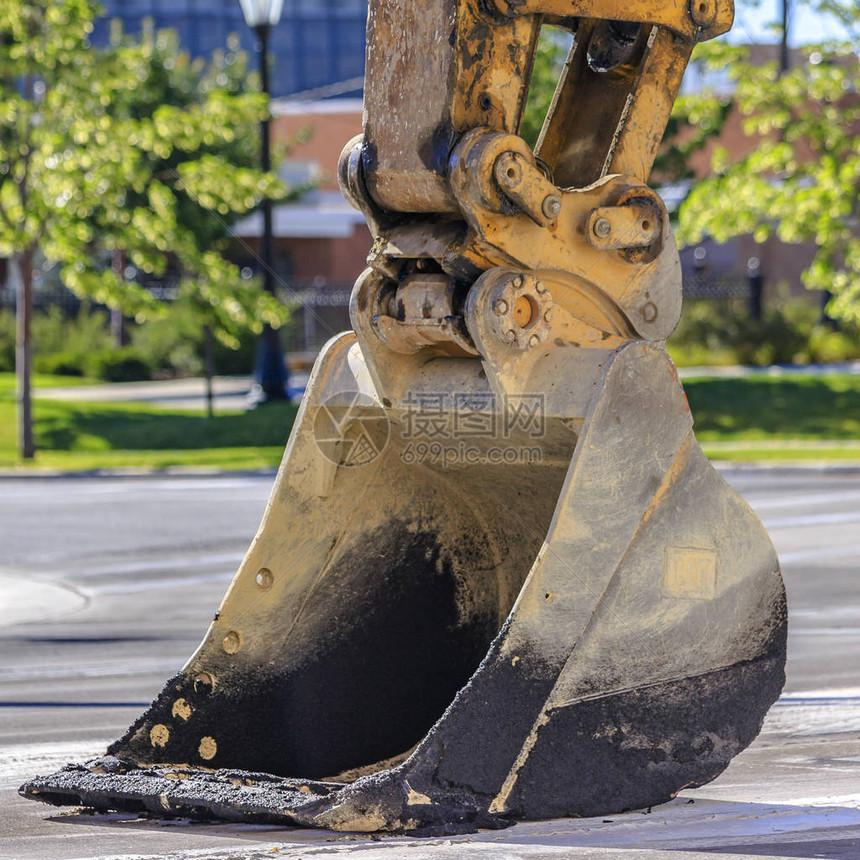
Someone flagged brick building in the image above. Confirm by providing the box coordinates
[675,44,830,307]
[230,99,368,351]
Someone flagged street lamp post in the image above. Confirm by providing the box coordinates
[240,0,289,404]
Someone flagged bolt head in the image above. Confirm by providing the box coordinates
[641,301,658,323]
[198,736,218,761]
[512,276,523,289]
[222,631,242,654]
[494,298,508,315]
[593,217,612,239]
[150,724,170,748]
[528,334,541,348]
[505,329,517,342]
[542,194,562,220]
[193,673,214,694]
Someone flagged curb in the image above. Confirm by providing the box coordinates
[2,462,859,480]
[0,466,279,480]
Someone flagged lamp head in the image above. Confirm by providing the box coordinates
[239,0,285,28]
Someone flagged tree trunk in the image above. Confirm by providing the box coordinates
[14,249,35,460]
[203,324,215,419]
[111,249,126,346]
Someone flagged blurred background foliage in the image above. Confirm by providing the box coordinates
[522,0,860,329]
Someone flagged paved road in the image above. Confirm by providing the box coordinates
[1,468,859,859]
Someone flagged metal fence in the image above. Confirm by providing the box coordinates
[0,277,355,354]
[0,282,86,314]
[682,273,751,301]
[278,284,352,353]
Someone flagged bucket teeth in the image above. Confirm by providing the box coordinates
[22,757,342,826]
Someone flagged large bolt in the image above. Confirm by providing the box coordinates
[495,153,523,188]
[494,298,509,315]
[198,736,218,761]
[255,567,273,590]
[528,334,541,348]
[542,195,562,220]
[193,672,214,695]
[512,276,524,289]
[505,330,517,343]
[172,698,193,721]
[222,631,241,654]
[150,724,170,748]
[593,217,612,239]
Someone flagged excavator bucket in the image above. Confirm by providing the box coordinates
[22,0,786,836]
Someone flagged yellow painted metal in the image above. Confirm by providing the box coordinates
[586,199,663,250]
[493,152,562,227]
[534,24,692,187]
[362,0,540,212]
[490,0,733,41]
[447,129,679,341]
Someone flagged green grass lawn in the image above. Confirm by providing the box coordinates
[686,373,860,463]
[685,374,860,441]
[0,372,858,471]
[0,374,298,471]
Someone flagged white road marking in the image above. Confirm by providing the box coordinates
[750,490,860,510]
[0,661,181,682]
[789,628,860,636]
[87,571,234,594]
[0,478,269,500]
[35,553,244,581]
[0,573,87,628]
[763,510,860,528]
[780,544,860,563]
[779,688,860,700]
[0,740,108,785]
[790,606,860,620]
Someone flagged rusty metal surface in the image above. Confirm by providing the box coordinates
[535,24,693,188]
[492,0,733,41]
[363,0,539,213]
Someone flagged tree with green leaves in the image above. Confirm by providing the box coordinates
[0,0,286,458]
[676,2,860,325]
[522,4,859,331]
[520,27,569,149]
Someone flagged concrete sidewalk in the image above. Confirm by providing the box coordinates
[679,360,860,378]
[34,373,310,412]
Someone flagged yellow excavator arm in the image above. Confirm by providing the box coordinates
[22,0,787,835]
